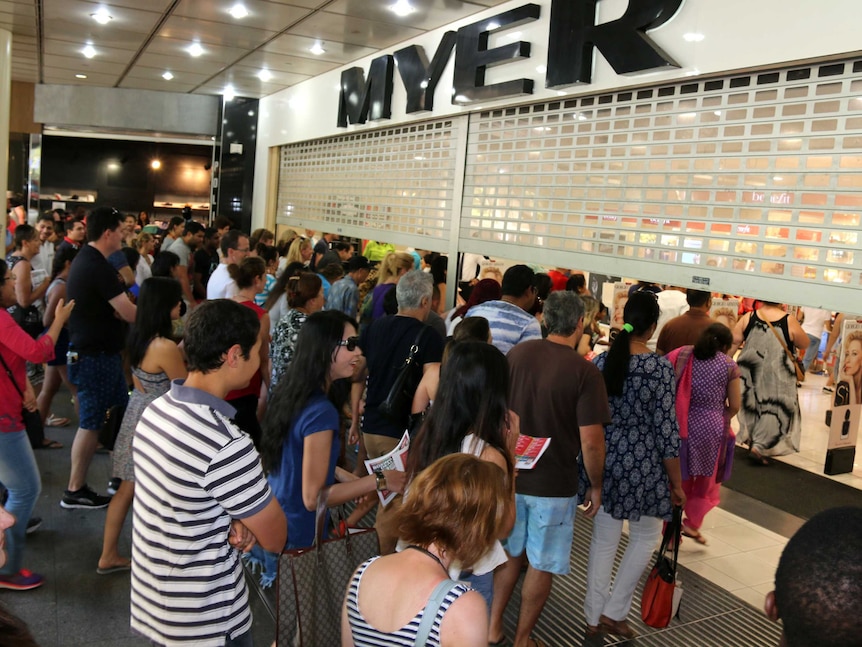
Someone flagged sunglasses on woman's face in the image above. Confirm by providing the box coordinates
[337,336,360,351]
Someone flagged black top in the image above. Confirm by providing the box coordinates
[67,244,127,354]
[359,315,444,439]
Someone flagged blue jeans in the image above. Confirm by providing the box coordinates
[802,333,821,372]
[0,431,41,575]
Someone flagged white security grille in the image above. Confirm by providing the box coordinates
[462,59,862,305]
[276,118,462,246]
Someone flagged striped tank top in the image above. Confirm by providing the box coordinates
[345,556,471,646]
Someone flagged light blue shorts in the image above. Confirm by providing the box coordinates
[504,493,577,575]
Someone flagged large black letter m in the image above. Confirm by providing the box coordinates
[337,55,394,127]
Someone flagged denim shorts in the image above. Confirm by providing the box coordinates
[68,353,129,431]
[504,493,577,575]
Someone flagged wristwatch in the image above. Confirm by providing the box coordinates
[374,469,387,492]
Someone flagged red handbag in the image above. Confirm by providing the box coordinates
[641,506,682,628]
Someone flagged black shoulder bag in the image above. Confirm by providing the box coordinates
[377,324,429,429]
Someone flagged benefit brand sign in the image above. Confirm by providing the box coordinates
[338,0,684,127]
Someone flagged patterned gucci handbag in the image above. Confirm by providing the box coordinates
[277,488,380,646]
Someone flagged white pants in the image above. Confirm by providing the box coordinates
[584,507,663,625]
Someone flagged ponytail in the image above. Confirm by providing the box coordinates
[601,292,660,396]
[693,323,733,360]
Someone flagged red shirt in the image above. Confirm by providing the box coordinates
[0,311,55,432]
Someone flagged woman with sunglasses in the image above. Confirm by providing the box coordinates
[247,310,406,588]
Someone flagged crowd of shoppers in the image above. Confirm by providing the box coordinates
[4,203,851,646]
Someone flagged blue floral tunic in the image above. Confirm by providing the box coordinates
[579,352,681,522]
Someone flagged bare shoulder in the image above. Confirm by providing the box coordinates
[439,589,488,647]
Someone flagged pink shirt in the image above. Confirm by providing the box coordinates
[0,310,55,433]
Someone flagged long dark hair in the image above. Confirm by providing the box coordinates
[50,246,78,282]
[128,277,182,367]
[693,323,733,360]
[407,341,513,481]
[602,291,660,396]
[263,261,306,311]
[260,310,357,473]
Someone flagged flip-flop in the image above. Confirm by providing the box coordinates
[97,563,131,575]
[45,414,70,427]
[682,527,708,545]
[37,438,63,450]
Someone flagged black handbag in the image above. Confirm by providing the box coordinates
[8,303,42,339]
[377,325,429,429]
[97,403,127,451]
[0,352,45,449]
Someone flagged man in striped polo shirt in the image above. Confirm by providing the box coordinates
[130,300,286,647]
[466,264,542,355]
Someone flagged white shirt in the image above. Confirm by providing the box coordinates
[801,307,831,337]
[206,263,238,300]
[648,289,689,351]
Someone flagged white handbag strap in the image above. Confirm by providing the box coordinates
[414,579,458,647]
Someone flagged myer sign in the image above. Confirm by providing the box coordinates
[338,0,684,127]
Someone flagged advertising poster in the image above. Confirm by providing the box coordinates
[710,299,740,331]
[610,282,629,331]
[828,319,862,451]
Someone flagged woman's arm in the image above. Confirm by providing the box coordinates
[411,366,438,414]
[478,444,516,538]
[730,312,749,355]
[14,260,49,308]
[42,282,64,328]
[787,315,808,350]
[302,430,404,511]
[725,376,741,419]
[663,457,686,507]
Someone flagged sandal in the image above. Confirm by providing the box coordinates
[748,449,770,466]
[45,414,70,427]
[681,526,708,545]
[37,438,63,450]
[528,638,548,647]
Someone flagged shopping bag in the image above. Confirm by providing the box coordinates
[641,506,682,628]
[276,489,380,646]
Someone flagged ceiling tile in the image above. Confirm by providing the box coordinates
[41,0,163,34]
[43,38,138,65]
[173,0,312,32]
[42,68,120,85]
[237,49,338,76]
[43,53,128,75]
[324,0,492,31]
[118,76,201,93]
[123,65,213,85]
[261,32,377,63]
[287,11,424,49]
[158,15,276,49]
[227,64,311,86]
[133,49,237,76]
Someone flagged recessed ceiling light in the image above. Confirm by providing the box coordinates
[90,8,113,24]
[683,32,705,42]
[187,42,204,57]
[257,69,272,82]
[228,3,248,19]
[162,71,174,80]
[309,42,325,56]
[486,21,500,30]
[389,0,415,17]
[82,43,97,59]
[151,160,161,170]
[224,85,236,101]
[75,73,87,79]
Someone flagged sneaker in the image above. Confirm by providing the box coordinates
[823,386,834,393]
[60,485,111,510]
[0,569,44,591]
[25,517,42,534]
[107,477,122,496]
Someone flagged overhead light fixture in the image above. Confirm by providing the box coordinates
[90,8,113,24]
[683,32,705,42]
[162,71,174,80]
[75,73,87,79]
[258,69,272,82]
[309,42,325,56]
[151,160,162,170]
[187,42,204,57]
[224,85,236,101]
[82,43,97,58]
[228,3,248,19]
[389,0,415,17]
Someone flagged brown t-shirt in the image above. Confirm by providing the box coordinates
[507,339,611,498]
[656,309,713,355]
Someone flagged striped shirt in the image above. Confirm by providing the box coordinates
[466,300,542,355]
[130,380,273,646]
[345,557,470,646]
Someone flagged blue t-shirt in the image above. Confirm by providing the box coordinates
[269,391,340,549]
